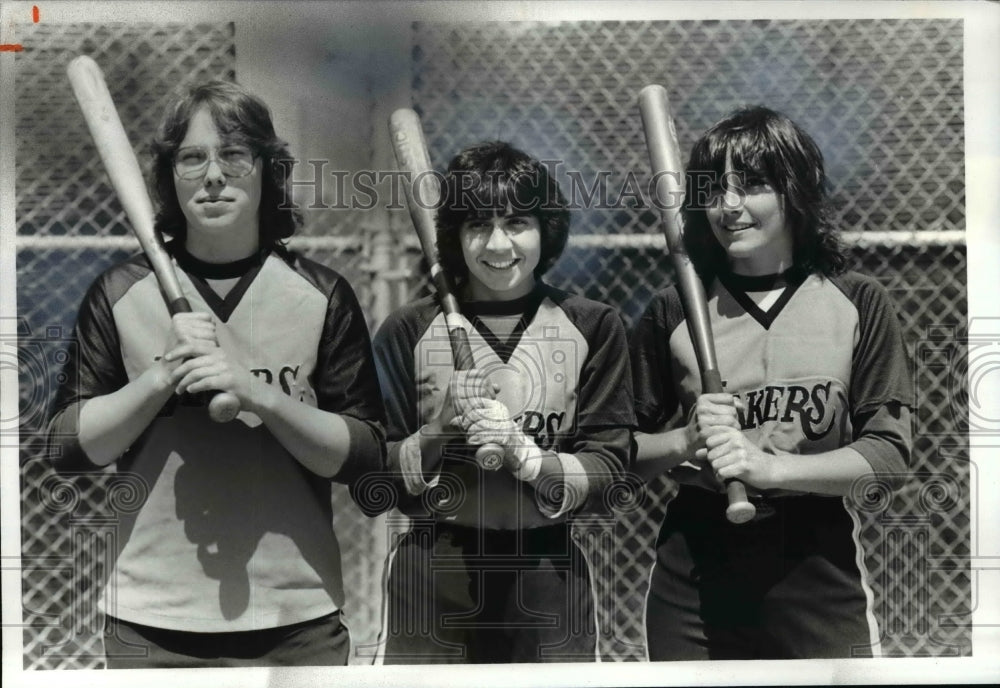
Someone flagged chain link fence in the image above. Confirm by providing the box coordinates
[13,22,379,670]
[396,18,970,660]
[15,17,969,670]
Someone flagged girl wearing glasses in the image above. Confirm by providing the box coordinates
[47,81,385,667]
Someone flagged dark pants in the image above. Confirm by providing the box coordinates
[646,489,880,660]
[103,611,350,668]
[381,522,597,664]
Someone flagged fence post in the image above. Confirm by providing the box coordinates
[368,229,394,332]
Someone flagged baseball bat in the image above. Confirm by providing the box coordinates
[638,85,755,524]
[388,108,505,471]
[67,55,240,423]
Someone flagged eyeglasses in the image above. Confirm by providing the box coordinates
[173,145,257,179]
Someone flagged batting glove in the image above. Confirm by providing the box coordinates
[458,399,544,482]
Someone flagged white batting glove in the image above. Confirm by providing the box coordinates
[458,399,544,482]
[448,369,498,416]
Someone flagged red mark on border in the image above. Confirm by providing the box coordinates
[0,7,39,51]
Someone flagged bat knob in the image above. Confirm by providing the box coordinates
[208,392,241,423]
[724,480,756,524]
[475,444,505,471]
[725,501,756,524]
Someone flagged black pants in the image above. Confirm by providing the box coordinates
[381,522,597,664]
[646,488,880,660]
[103,611,349,668]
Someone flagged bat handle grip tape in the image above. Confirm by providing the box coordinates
[167,297,193,316]
[701,369,757,524]
[449,327,476,372]
[447,329,506,471]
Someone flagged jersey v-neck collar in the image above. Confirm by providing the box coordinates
[718,269,806,330]
[169,242,269,323]
[461,284,548,364]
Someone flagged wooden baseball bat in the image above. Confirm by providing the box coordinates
[67,55,240,423]
[388,108,505,471]
[638,84,755,524]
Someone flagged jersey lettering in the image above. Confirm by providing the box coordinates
[742,389,768,428]
[737,381,845,442]
[279,365,301,396]
[252,365,306,401]
[515,410,566,451]
[780,385,811,423]
[764,386,782,423]
[806,383,831,438]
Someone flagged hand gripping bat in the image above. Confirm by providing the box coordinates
[67,55,241,423]
[388,108,506,471]
[638,85,756,524]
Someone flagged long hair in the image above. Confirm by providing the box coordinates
[150,80,301,247]
[436,141,570,282]
[682,106,847,281]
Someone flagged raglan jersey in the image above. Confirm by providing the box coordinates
[630,270,913,495]
[369,283,636,530]
[47,245,385,632]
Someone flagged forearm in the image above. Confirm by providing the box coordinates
[755,446,874,497]
[381,422,453,498]
[633,427,693,480]
[77,364,175,466]
[520,427,632,517]
[524,451,584,517]
[417,420,454,475]
[251,384,357,479]
[634,393,740,482]
[528,453,566,484]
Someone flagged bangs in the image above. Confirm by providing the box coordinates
[699,127,779,188]
[451,168,546,215]
[435,140,569,282]
[151,79,300,244]
[160,83,276,153]
[203,99,272,151]
[204,103,253,144]
[682,105,843,281]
